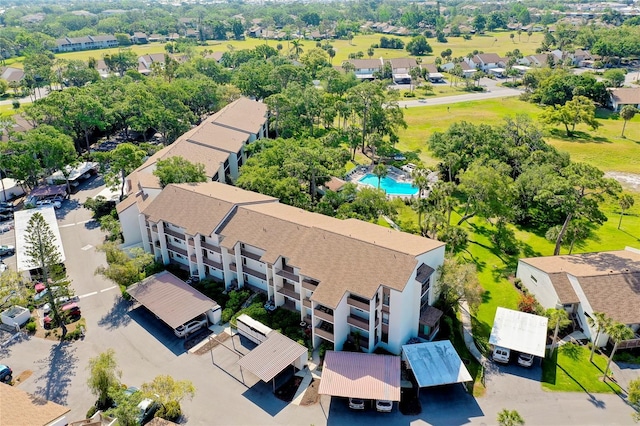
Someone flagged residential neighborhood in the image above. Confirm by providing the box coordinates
[0,0,640,425]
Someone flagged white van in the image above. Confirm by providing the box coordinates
[492,346,510,363]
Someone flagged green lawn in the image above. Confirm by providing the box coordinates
[542,343,622,394]
[396,98,640,175]
[7,30,545,69]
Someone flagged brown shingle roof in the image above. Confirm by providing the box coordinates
[610,88,640,105]
[324,177,346,192]
[148,139,229,177]
[520,249,640,276]
[142,182,276,237]
[577,272,640,324]
[387,58,418,69]
[421,63,438,74]
[127,270,219,329]
[344,59,383,69]
[0,384,70,426]
[208,97,268,135]
[476,53,501,64]
[547,272,579,304]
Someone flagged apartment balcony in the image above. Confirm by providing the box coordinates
[240,248,262,261]
[382,323,389,334]
[347,296,370,311]
[151,224,158,232]
[202,256,223,270]
[202,241,221,253]
[154,240,160,248]
[276,265,299,282]
[302,298,312,308]
[166,243,187,257]
[190,254,197,263]
[302,279,318,291]
[618,335,640,350]
[281,299,298,313]
[229,263,237,272]
[347,314,370,331]
[244,266,267,281]
[277,282,300,300]
[314,306,334,323]
[188,238,195,247]
[163,227,184,240]
[382,304,390,313]
[315,321,334,342]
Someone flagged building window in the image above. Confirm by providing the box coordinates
[243,273,249,282]
[382,313,389,325]
[242,257,247,265]
[381,332,388,343]
[173,237,180,244]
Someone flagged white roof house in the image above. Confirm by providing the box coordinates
[489,307,548,357]
[15,206,65,272]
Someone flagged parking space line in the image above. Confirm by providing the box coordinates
[100,286,117,292]
[78,291,98,299]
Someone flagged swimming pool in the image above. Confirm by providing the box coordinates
[358,174,418,196]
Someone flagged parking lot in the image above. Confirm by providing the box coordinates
[1,177,638,425]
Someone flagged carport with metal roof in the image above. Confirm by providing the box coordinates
[402,341,472,395]
[318,351,401,401]
[127,271,219,330]
[236,331,307,392]
[489,307,548,358]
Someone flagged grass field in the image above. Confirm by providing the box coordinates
[542,343,622,394]
[5,30,545,69]
[396,98,640,175]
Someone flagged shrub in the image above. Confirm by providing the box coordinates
[403,92,416,98]
[25,322,37,333]
[518,294,539,314]
[221,307,235,324]
[157,400,182,422]
[86,405,98,419]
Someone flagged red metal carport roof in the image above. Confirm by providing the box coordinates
[318,351,401,401]
[237,332,307,383]
[127,271,219,329]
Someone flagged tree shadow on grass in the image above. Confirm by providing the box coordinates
[548,128,611,144]
[33,341,78,405]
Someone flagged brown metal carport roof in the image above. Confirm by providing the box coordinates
[318,351,401,401]
[127,271,219,329]
[237,332,307,382]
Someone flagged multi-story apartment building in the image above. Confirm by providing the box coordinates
[117,181,446,355]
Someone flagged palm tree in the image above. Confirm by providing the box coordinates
[604,322,634,381]
[618,194,635,229]
[586,312,612,362]
[510,33,515,43]
[497,409,525,426]
[546,308,570,356]
[327,48,336,65]
[620,105,638,138]
[290,39,304,59]
[373,163,388,189]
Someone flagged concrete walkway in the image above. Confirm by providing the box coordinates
[459,300,488,366]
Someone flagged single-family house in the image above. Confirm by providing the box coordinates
[421,63,444,83]
[466,53,503,71]
[148,34,166,43]
[516,247,640,348]
[117,181,446,355]
[132,32,149,44]
[138,53,166,75]
[386,58,418,84]
[342,59,383,80]
[0,66,24,84]
[609,88,640,112]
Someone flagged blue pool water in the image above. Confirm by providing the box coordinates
[358,174,418,196]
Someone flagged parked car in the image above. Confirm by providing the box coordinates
[0,364,12,383]
[492,346,511,364]
[517,352,534,368]
[0,212,13,222]
[375,399,393,412]
[36,199,62,209]
[137,398,160,425]
[0,201,14,211]
[34,286,61,305]
[0,245,15,256]
[43,296,79,315]
[0,223,13,233]
[348,397,365,410]
[174,314,208,338]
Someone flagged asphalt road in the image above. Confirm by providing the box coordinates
[1,178,639,425]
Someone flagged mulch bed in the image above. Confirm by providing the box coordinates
[275,375,303,402]
[300,379,320,406]
[193,332,230,355]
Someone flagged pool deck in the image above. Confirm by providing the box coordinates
[345,164,417,199]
